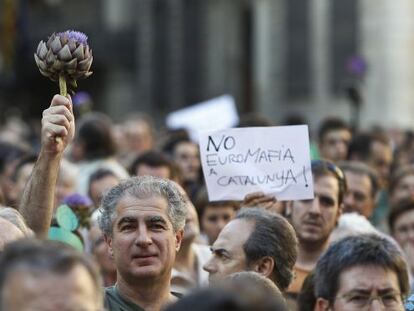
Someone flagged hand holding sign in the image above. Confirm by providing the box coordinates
[242,191,284,214]
[199,125,314,201]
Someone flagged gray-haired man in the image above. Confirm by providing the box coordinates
[17,95,186,310]
[98,176,186,311]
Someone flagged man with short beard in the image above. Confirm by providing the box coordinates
[285,160,346,298]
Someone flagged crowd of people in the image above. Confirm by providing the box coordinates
[0,94,414,310]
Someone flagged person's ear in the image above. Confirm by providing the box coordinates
[315,297,331,311]
[104,234,114,258]
[252,256,274,278]
[175,229,184,252]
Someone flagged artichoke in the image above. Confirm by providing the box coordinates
[34,30,93,94]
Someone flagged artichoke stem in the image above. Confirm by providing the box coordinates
[59,74,67,97]
[56,74,66,144]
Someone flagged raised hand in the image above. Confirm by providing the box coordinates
[242,191,284,214]
[41,95,75,155]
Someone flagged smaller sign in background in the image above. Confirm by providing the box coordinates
[166,95,239,142]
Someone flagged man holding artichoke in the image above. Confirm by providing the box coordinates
[20,31,186,310]
[19,95,184,311]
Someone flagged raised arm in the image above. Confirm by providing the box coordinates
[19,95,75,238]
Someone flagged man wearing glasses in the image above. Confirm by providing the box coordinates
[285,160,347,297]
[314,234,409,310]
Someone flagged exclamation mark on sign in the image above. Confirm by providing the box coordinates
[303,166,309,187]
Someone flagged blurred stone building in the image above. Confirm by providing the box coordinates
[0,0,414,131]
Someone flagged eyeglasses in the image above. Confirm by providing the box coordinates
[336,291,403,309]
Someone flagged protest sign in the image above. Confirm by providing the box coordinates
[166,95,239,142]
[199,125,314,201]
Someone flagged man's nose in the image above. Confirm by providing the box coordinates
[191,157,199,168]
[203,258,215,273]
[368,298,385,311]
[217,219,227,231]
[308,197,322,214]
[336,141,347,152]
[344,193,354,208]
[135,226,152,247]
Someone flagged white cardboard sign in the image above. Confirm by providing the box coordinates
[166,95,239,142]
[199,125,314,201]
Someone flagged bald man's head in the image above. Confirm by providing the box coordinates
[0,218,23,251]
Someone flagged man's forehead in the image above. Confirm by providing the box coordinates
[3,265,101,309]
[6,263,92,287]
[205,206,234,214]
[175,142,198,153]
[118,193,168,205]
[137,164,170,176]
[344,170,368,179]
[371,140,391,151]
[214,219,255,247]
[324,128,351,139]
[313,174,340,191]
[115,195,169,216]
[338,265,400,292]
[344,171,371,188]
